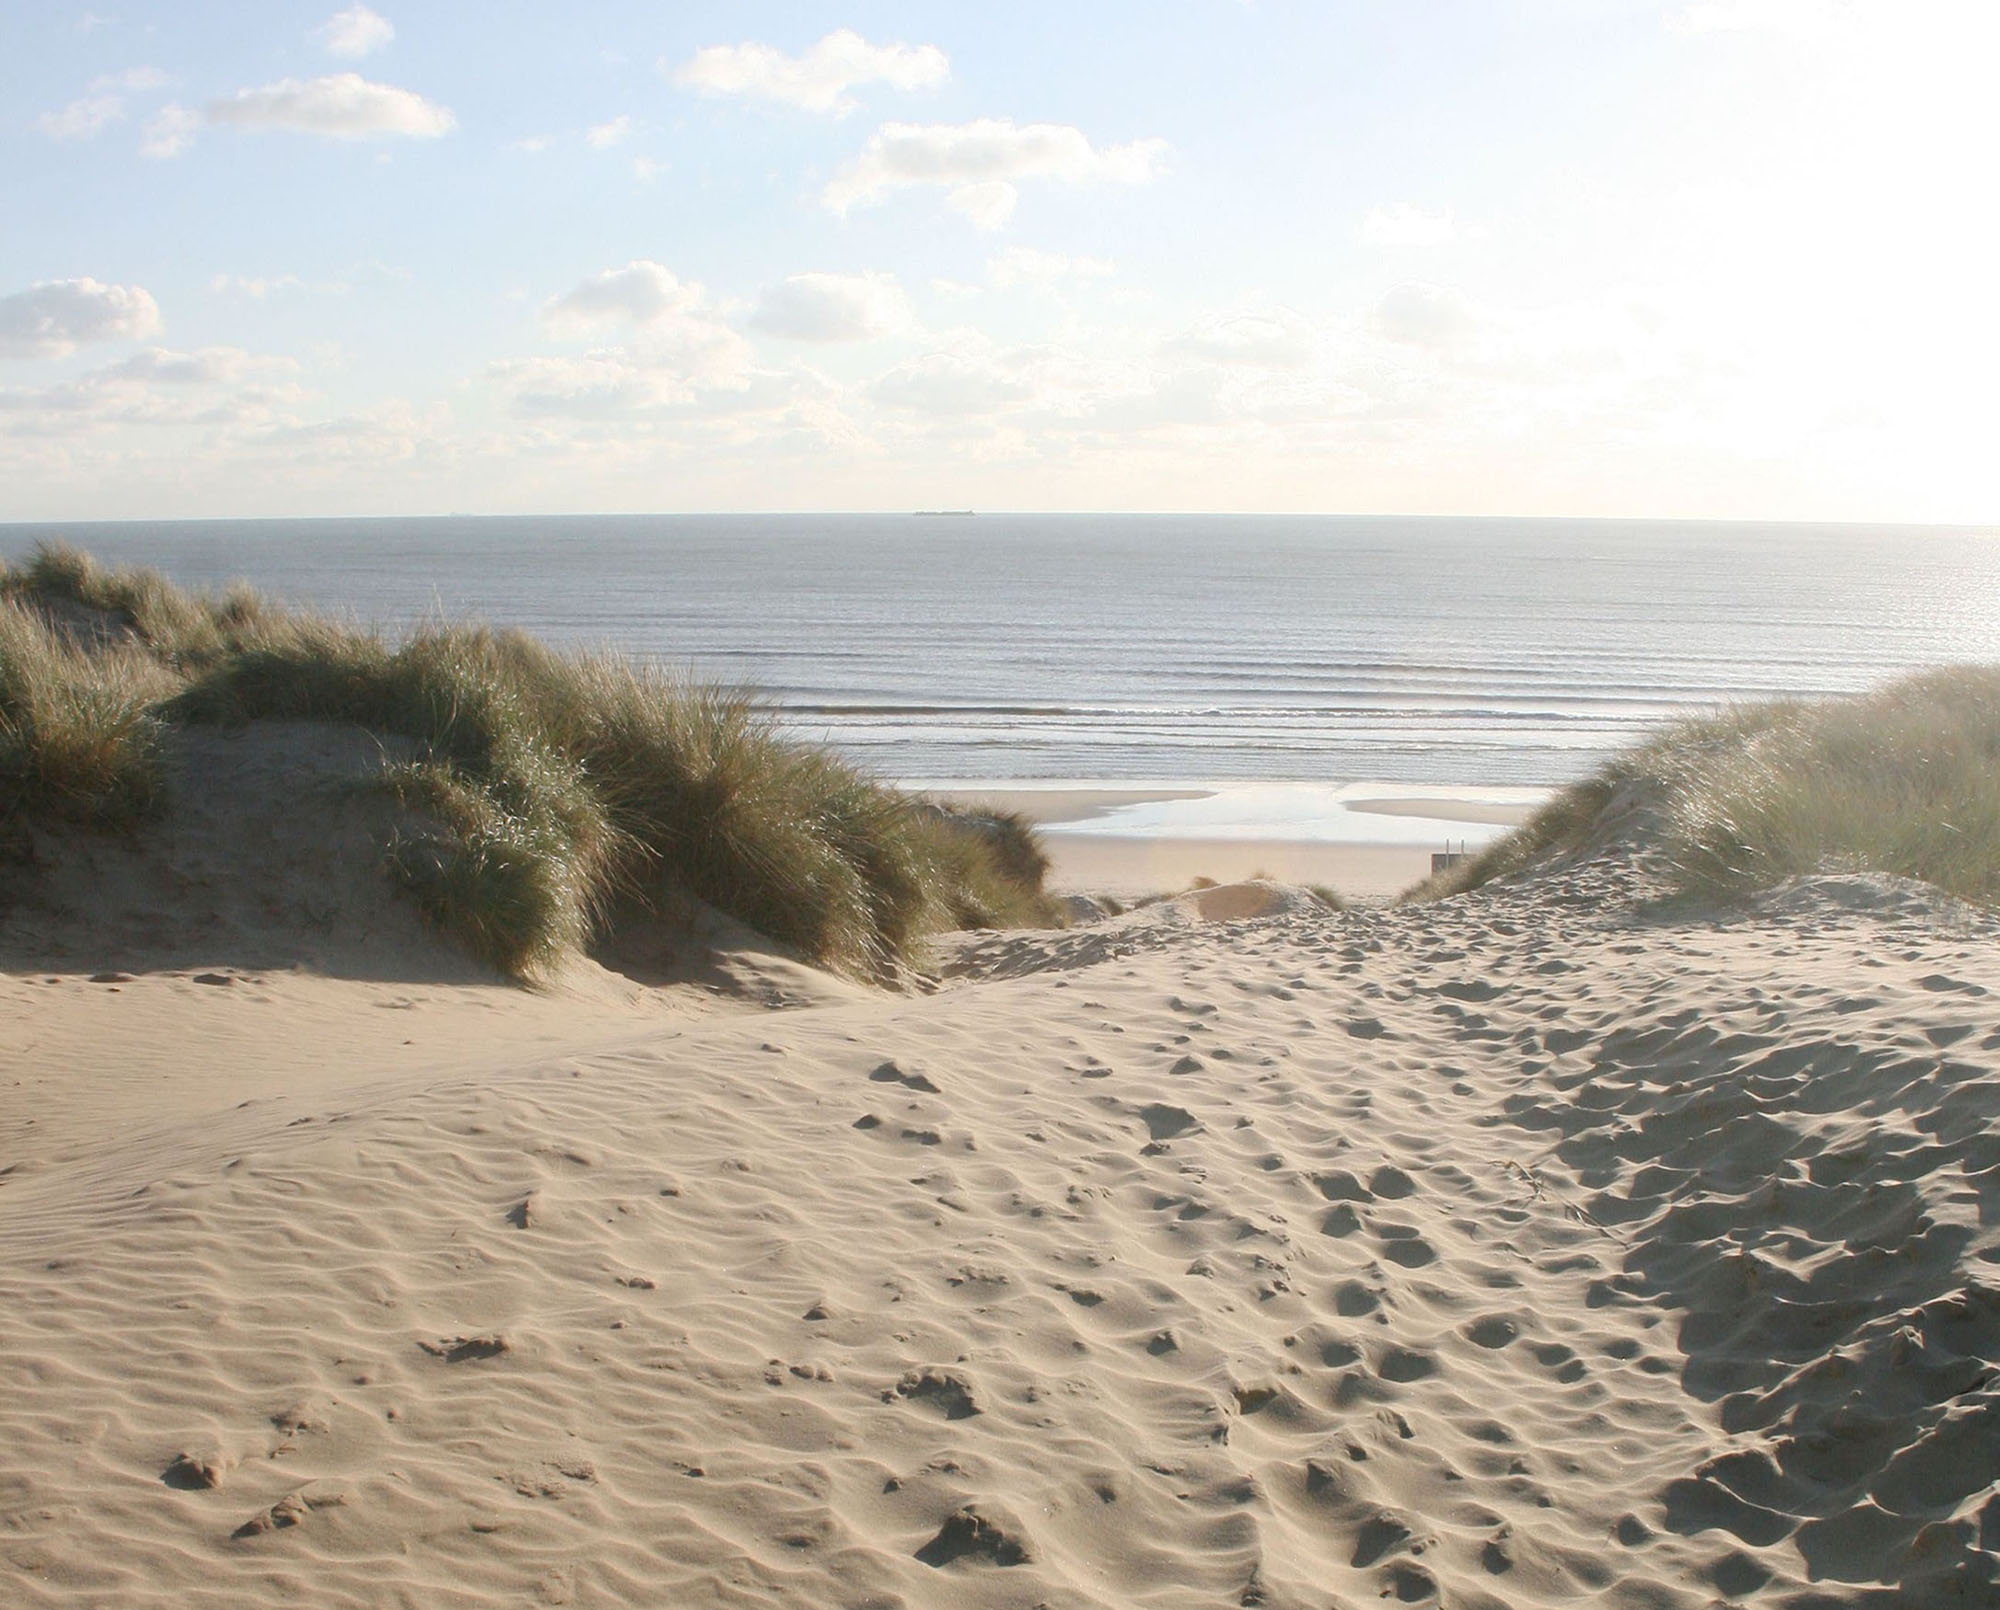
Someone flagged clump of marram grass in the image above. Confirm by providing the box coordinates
[0,597,176,828]
[2,542,266,668]
[916,806,1061,931]
[1,544,1057,980]
[1404,667,2000,909]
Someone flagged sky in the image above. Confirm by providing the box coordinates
[2,0,1996,521]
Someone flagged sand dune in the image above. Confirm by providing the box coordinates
[5,843,2000,1606]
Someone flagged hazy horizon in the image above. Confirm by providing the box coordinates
[6,1,1996,524]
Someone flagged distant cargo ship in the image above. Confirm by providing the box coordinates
[913,509,975,516]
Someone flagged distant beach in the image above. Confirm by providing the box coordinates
[922,781,1547,897]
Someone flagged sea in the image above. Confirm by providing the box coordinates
[6,514,1997,795]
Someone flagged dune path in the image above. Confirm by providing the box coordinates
[4,862,1999,1607]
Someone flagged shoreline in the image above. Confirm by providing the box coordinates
[920,781,1543,899]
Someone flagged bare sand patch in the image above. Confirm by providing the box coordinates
[1041,833,1431,900]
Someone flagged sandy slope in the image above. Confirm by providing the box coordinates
[4,857,2000,1607]
[0,719,870,1164]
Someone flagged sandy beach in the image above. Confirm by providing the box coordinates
[923,785,1543,902]
[1040,834,1437,900]
[6,841,1999,1606]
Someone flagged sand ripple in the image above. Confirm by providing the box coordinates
[4,868,1999,1605]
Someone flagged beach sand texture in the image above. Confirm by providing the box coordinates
[5,846,2000,1605]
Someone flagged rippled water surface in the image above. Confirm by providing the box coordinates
[10,514,1997,784]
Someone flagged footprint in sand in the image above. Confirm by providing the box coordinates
[1375,1224,1437,1267]
[1369,1165,1417,1198]
[1350,1510,1415,1567]
[418,1334,509,1363]
[915,1506,1031,1568]
[1137,1103,1199,1141]
[1334,1280,1380,1317]
[895,1368,982,1419]
[869,1058,941,1092]
[1376,1347,1437,1383]
[162,1451,227,1490]
[1320,1204,1363,1237]
[1916,973,1988,996]
[232,1483,348,1539]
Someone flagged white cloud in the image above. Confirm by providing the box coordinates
[825,120,1169,227]
[38,67,179,143]
[1358,203,1460,247]
[542,261,704,334]
[316,5,395,58]
[586,115,632,149]
[488,352,691,418]
[948,182,1019,231]
[206,261,399,301]
[141,103,199,160]
[489,342,761,417]
[632,155,665,182]
[38,94,125,139]
[988,246,1116,288]
[1165,310,1318,368]
[105,346,294,384]
[672,28,948,116]
[0,279,162,360]
[1071,368,1232,433]
[1372,282,1483,348]
[245,399,448,464]
[206,74,453,140]
[868,351,1032,415]
[210,273,330,298]
[533,263,752,396]
[0,352,304,431]
[37,67,174,140]
[750,272,914,342]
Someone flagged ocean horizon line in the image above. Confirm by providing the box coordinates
[5,510,1996,534]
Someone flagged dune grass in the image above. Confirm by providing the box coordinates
[0,598,176,830]
[1405,667,2000,909]
[1,543,1058,978]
